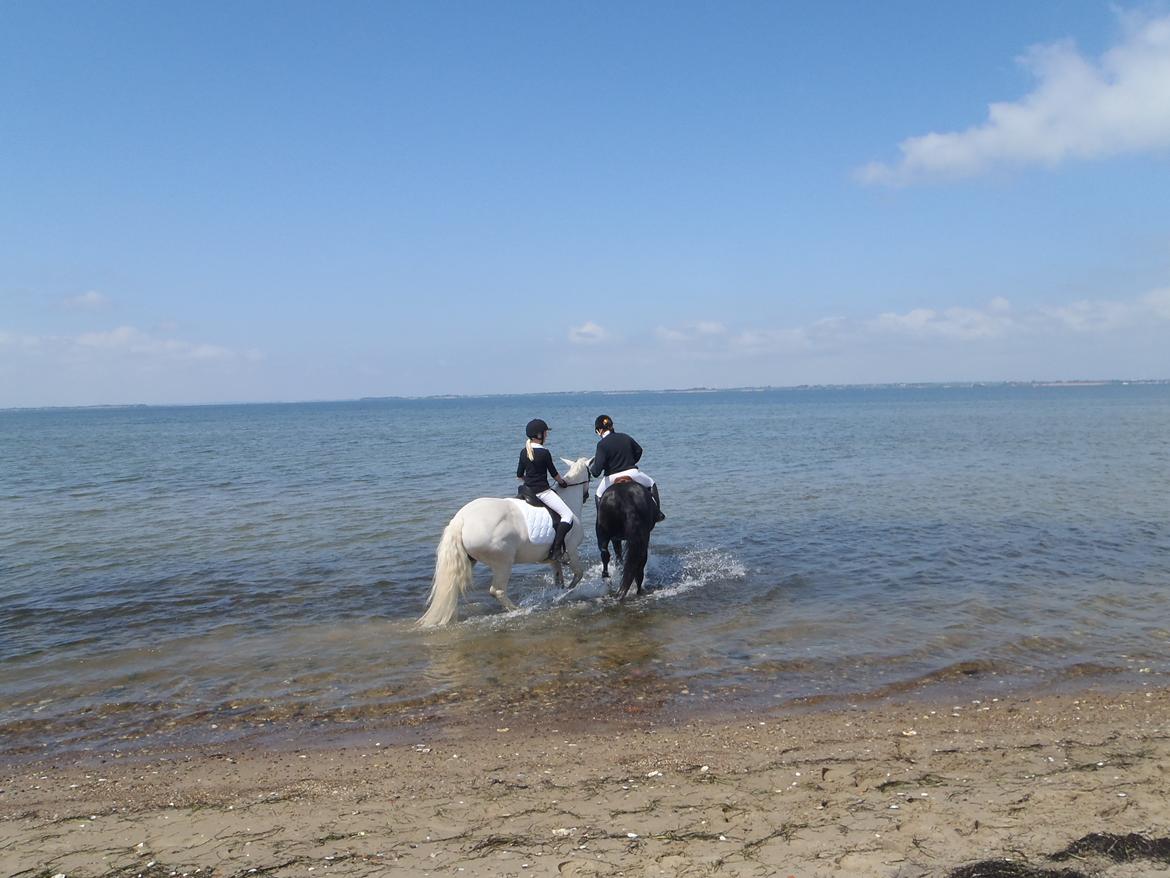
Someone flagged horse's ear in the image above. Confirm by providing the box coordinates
[561,457,574,467]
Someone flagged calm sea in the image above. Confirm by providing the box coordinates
[2,386,1169,757]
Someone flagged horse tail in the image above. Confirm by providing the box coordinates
[417,514,474,628]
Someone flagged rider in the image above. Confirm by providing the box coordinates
[588,414,665,522]
[516,418,575,560]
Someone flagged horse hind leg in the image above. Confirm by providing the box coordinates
[618,540,648,600]
[565,542,585,589]
[616,543,641,600]
[596,521,611,579]
[488,562,519,613]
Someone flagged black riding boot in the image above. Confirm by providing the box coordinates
[650,484,666,522]
[548,521,572,560]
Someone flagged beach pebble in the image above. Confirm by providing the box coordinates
[699,765,709,772]
[646,770,662,777]
[901,730,917,737]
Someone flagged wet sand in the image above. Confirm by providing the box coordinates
[2,686,1169,877]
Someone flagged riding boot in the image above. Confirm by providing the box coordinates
[548,521,572,560]
[650,484,666,522]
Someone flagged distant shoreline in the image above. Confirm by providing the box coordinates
[3,378,1168,413]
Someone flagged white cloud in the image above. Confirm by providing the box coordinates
[63,290,111,310]
[74,325,236,360]
[653,288,1170,358]
[568,321,609,344]
[654,326,688,342]
[859,12,1170,185]
[871,304,1016,339]
[654,321,729,344]
[1037,299,1136,332]
[1143,287,1170,319]
[0,325,252,363]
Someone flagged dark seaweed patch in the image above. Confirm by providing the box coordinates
[946,862,1086,878]
[1050,832,1170,863]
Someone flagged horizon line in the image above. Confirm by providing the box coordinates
[3,377,1168,413]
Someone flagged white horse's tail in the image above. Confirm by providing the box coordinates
[417,515,473,628]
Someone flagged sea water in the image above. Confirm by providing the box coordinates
[2,385,1168,756]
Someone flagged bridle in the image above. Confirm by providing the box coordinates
[559,474,590,502]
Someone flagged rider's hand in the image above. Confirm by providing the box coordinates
[556,477,568,488]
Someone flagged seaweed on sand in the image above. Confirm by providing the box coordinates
[1050,832,1170,863]
[946,862,1087,878]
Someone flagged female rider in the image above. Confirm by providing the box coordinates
[516,418,575,559]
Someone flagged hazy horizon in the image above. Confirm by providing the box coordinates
[4,375,1168,413]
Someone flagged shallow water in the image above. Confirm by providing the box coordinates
[2,385,1169,756]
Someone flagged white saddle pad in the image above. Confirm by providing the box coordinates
[511,498,555,545]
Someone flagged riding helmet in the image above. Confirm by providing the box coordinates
[525,418,550,439]
[594,414,613,432]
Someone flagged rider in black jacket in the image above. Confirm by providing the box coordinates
[588,414,665,521]
[517,418,575,559]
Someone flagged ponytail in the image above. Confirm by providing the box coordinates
[525,438,536,461]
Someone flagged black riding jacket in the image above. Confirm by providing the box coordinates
[517,445,561,492]
[588,431,643,478]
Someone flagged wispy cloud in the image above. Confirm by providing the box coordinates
[858,12,1170,185]
[654,287,1170,357]
[871,304,1016,339]
[568,321,609,344]
[654,321,729,343]
[63,290,112,310]
[75,325,241,360]
[0,325,260,363]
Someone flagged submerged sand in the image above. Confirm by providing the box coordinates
[2,687,1169,877]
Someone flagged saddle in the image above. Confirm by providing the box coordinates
[516,485,562,527]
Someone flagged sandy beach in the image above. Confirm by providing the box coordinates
[2,685,1168,878]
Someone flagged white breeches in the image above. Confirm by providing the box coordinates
[537,489,575,525]
[595,468,655,498]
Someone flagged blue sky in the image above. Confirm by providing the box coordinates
[2,1,1169,406]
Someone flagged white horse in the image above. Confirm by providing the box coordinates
[417,456,592,627]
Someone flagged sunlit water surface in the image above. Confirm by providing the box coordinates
[2,386,1169,756]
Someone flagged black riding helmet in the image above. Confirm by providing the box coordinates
[525,418,550,439]
[594,414,613,432]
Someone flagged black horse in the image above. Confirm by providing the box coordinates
[595,479,659,599]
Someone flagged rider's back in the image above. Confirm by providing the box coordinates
[590,431,642,476]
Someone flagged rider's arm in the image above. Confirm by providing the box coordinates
[543,451,566,486]
[516,451,526,479]
[631,437,643,464]
[588,444,606,477]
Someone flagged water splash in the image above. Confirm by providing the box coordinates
[644,547,748,601]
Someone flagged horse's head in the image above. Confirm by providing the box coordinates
[556,456,592,507]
